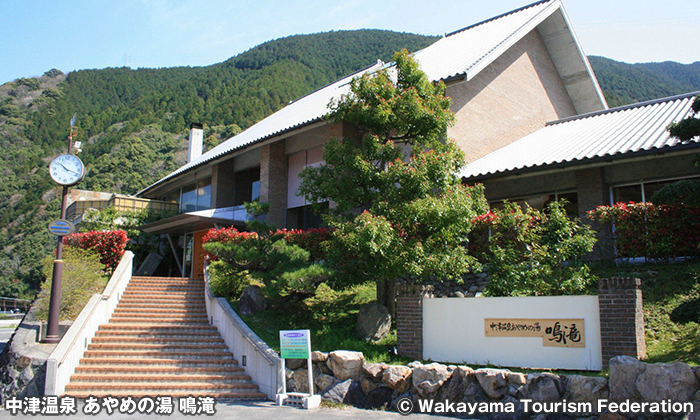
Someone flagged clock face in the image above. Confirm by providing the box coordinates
[50,154,85,186]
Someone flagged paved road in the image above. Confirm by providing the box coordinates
[0,320,19,352]
[0,400,447,419]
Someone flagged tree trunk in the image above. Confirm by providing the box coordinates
[376,277,397,319]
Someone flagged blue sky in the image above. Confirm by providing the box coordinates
[1,0,698,85]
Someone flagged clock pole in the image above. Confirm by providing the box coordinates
[43,116,78,343]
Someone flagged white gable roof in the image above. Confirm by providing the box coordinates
[460,92,700,180]
[139,0,605,196]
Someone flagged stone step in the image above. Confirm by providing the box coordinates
[124,286,204,293]
[88,343,228,351]
[70,372,251,383]
[97,323,218,332]
[93,332,222,342]
[110,313,208,320]
[116,303,206,309]
[83,350,233,359]
[63,390,267,399]
[91,336,224,344]
[74,365,245,375]
[107,318,210,324]
[64,276,263,400]
[112,309,207,316]
[64,382,262,392]
[80,358,238,367]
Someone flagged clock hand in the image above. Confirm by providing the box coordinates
[59,163,80,175]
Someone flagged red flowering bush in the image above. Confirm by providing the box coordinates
[278,227,331,262]
[64,230,128,274]
[588,202,700,260]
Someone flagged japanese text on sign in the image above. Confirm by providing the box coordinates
[280,329,311,359]
[484,318,585,348]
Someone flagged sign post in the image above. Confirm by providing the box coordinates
[276,329,321,409]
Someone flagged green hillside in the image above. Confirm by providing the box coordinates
[0,30,438,298]
[589,56,700,107]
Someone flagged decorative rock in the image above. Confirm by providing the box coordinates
[451,291,465,298]
[507,372,527,387]
[238,285,267,315]
[412,362,452,399]
[285,358,305,370]
[443,366,475,402]
[291,368,320,394]
[362,386,393,410]
[609,355,646,402]
[636,361,699,402]
[356,302,391,342]
[314,373,338,393]
[344,380,366,407]
[519,373,564,402]
[311,351,328,363]
[382,365,413,394]
[321,379,353,404]
[475,368,510,399]
[362,362,387,381]
[564,375,609,403]
[687,390,700,420]
[360,376,381,395]
[327,350,364,381]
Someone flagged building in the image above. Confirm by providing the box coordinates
[139,0,696,276]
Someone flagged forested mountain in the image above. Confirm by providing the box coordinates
[589,56,700,107]
[1,28,699,301]
[0,30,438,298]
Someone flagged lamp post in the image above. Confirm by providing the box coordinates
[43,114,85,343]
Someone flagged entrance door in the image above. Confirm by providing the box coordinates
[191,231,207,279]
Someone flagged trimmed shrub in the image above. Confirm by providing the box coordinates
[35,247,108,321]
[588,202,700,260]
[476,201,597,296]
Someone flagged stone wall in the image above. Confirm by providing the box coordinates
[0,307,67,402]
[285,351,700,419]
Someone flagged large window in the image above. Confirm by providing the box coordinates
[610,177,700,204]
[164,177,212,213]
[287,203,328,230]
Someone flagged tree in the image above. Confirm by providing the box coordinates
[668,94,700,142]
[299,50,488,316]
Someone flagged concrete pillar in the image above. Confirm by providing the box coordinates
[598,278,646,369]
[260,142,287,229]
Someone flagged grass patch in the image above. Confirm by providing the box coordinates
[591,261,700,365]
[232,282,405,364]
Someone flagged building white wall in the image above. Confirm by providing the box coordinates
[423,295,602,370]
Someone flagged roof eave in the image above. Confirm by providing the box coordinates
[462,142,700,183]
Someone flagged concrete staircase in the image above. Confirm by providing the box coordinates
[63,276,267,399]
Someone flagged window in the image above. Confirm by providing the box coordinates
[610,177,700,204]
[286,203,328,230]
[234,167,260,206]
[164,177,212,213]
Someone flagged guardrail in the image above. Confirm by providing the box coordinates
[45,251,134,396]
[204,266,282,400]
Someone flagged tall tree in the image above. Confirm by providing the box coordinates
[300,50,488,315]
